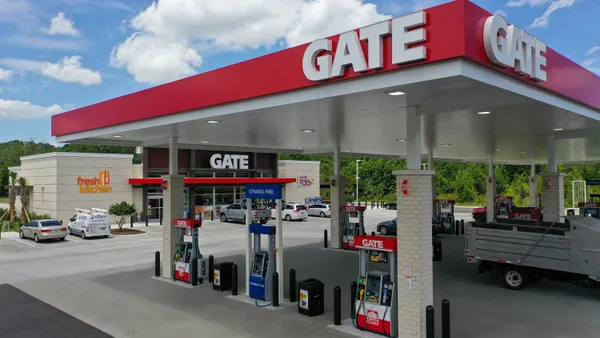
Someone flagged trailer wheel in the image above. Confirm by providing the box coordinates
[503,268,528,290]
[474,213,485,223]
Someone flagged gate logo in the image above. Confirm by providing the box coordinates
[361,239,384,249]
[401,180,408,195]
[366,309,380,326]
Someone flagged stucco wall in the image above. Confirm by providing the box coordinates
[277,161,320,204]
[10,156,58,219]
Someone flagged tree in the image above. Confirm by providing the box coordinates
[108,201,137,231]
[8,172,17,221]
[18,177,29,224]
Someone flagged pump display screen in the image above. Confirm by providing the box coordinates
[369,250,388,263]
[364,275,381,304]
[251,253,266,277]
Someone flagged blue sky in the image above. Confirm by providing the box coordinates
[0,0,597,144]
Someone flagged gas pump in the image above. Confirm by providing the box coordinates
[173,219,208,284]
[342,206,366,250]
[249,224,276,304]
[578,194,600,219]
[433,199,456,234]
[495,196,514,219]
[353,235,398,337]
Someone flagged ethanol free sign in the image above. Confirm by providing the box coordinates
[245,184,282,200]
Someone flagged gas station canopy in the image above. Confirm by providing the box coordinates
[51,0,600,164]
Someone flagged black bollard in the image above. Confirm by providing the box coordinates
[455,220,460,236]
[154,251,160,277]
[350,281,357,319]
[191,258,198,286]
[130,215,134,228]
[208,255,214,283]
[160,215,163,226]
[289,269,297,302]
[324,229,328,248]
[145,214,148,227]
[426,305,435,338]
[232,264,238,296]
[273,272,279,307]
[371,231,376,236]
[442,299,450,338]
[333,286,341,325]
[461,219,465,235]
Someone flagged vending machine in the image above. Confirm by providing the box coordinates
[342,206,366,250]
[353,235,398,337]
[173,219,208,284]
[248,224,276,303]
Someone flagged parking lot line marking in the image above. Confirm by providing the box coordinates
[12,238,36,247]
[68,237,79,243]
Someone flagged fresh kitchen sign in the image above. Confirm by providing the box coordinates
[77,170,112,193]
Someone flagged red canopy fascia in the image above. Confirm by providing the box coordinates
[129,177,297,185]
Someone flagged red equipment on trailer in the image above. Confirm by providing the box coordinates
[472,195,542,222]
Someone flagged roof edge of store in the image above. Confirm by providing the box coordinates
[19,152,134,161]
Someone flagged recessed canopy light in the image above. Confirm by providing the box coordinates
[495,148,501,152]
[388,91,405,96]
[113,135,123,138]
[521,151,526,154]
[553,128,564,131]
[396,139,406,142]
[201,140,210,144]
[301,129,315,133]
[206,120,221,124]
[441,144,451,147]
[344,149,352,152]
[296,146,304,149]
[477,111,491,115]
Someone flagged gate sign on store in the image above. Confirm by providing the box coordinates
[483,14,547,82]
[245,184,282,200]
[210,153,249,170]
[302,11,427,81]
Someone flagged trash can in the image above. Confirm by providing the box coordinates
[213,262,233,291]
[298,278,324,317]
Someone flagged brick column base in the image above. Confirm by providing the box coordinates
[542,173,565,223]
[162,175,185,279]
[394,170,434,338]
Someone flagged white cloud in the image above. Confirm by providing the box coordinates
[112,0,389,84]
[110,33,202,85]
[494,9,508,17]
[0,56,101,85]
[0,35,86,51]
[0,99,63,120]
[40,12,80,36]
[507,0,550,7]
[0,68,15,81]
[583,58,600,67]
[586,46,600,56]
[530,0,577,28]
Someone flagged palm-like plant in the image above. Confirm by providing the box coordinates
[8,172,17,221]
[18,177,29,224]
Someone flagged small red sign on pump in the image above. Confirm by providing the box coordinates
[161,180,168,191]
[401,180,408,195]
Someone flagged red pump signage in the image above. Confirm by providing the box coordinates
[173,219,202,228]
[355,235,397,252]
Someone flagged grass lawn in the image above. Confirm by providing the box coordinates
[0,197,8,203]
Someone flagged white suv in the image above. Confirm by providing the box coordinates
[308,204,331,218]
[271,203,308,221]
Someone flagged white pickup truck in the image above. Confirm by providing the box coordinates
[219,203,270,224]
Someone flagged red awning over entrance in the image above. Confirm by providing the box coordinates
[129,178,297,185]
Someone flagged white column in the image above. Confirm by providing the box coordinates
[276,195,284,302]
[486,158,496,223]
[394,170,434,338]
[330,148,345,249]
[548,135,557,173]
[542,173,565,222]
[406,107,422,170]
[245,197,252,295]
[168,137,178,175]
[529,160,538,207]
[427,151,433,170]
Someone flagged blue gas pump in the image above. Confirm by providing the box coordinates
[249,224,276,302]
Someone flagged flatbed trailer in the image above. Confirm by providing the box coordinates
[465,216,600,290]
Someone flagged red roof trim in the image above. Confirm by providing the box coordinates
[129,178,297,185]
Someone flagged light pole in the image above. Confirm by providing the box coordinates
[356,159,364,203]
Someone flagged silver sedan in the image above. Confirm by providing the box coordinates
[19,219,67,243]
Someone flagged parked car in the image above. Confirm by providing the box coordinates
[377,218,397,235]
[283,203,308,221]
[68,208,110,239]
[384,202,397,210]
[19,219,67,243]
[307,204,331,218]
[220,203,270,223]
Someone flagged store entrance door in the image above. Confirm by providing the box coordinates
[148,195,163,221]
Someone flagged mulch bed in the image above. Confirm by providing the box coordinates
[110,228,146,235]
